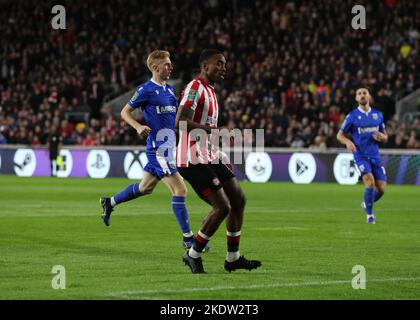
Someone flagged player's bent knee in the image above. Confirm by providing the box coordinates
[363,175,375,188]
[215,203,231,218]
[232,193,246,212]
[140,187,154,195]
[378,185,386,194]
[173,186,187,197]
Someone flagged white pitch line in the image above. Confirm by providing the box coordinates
[103,276,420,299]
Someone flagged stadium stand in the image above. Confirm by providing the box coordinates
[0,0,419,148]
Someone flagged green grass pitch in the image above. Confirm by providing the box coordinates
[0,176,419,299]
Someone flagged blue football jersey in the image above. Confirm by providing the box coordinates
[128,80,178,151]
[340,106,386,157]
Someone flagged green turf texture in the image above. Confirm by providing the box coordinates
[0,176,419,299]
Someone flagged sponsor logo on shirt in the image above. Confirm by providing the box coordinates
[358,126,379,134]
[156,105,177,114]
[187,89,197,102]
[130,91,139,103]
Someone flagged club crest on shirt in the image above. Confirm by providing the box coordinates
[207,117,217,126]
[358,115,362,120]
[155,90,159,95]
[372,113,378,120]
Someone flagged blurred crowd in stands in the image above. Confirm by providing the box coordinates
[0,0,419,149]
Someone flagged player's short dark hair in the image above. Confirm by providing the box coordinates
[199,49,223,65]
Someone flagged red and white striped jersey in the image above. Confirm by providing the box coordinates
[176,76,219,167]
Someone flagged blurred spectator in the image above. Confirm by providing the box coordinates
[48,125,63,177]
[406,130,419,149]
[82,129,99,146]
[0,128,7,144]
[0,0,418,149]
[309,136,327,152]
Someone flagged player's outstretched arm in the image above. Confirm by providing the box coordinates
[121,104,151,138]
[175,104,212,133]
[337,131,357,153]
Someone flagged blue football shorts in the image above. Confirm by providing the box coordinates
[354,155,387,181]
[144,151,178,180]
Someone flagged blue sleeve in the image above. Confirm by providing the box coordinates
[379,112,386,132]
[128,86,148,109]
[340,113,353,133]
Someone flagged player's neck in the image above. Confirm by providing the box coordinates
[151,76,166,87]
[199,73,214,86]
[358,104,371,113]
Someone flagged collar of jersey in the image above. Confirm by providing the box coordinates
[358,106,372,115]
[196,76,214,89]
[150,78,166,89]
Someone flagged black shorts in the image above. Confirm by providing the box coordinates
[177,163,235,199]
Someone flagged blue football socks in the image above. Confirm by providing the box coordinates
[364,188,374,215]
[113,182,143,205]
[172,196,193,236]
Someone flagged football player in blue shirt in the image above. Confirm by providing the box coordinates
[337,87,388,224]
[100,50,208,251]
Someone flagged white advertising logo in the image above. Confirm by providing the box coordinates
[57,149,73,178]
[86,150,110,179]
[245,152,273,183]
[124,151,148,180]
[334,153,359,185]
[288,153,317,184]
[14,149,36,177]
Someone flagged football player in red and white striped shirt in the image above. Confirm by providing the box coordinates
[176,49,261,274]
